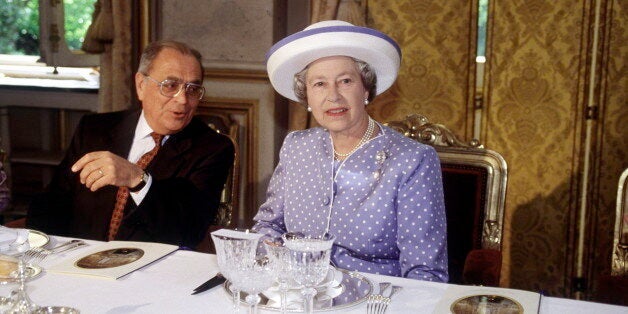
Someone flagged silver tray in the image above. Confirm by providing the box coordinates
[224,268,373,312]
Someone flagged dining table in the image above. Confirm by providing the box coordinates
[0,235,626,314]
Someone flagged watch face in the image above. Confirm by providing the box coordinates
[130,172,147,192]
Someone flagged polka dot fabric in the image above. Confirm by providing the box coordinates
[253,122,449,282]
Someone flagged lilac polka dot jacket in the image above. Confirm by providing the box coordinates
[253,122,449,282]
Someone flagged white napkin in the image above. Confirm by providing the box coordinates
[0,226,30,253]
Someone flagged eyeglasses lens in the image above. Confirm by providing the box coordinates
[185,84,205,99]
[158,79,204,100]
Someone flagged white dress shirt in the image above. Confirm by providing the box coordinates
[127,111,169,204]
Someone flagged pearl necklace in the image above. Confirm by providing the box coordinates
[333,117,376,159]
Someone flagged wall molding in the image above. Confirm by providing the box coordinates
[203,68,268,82]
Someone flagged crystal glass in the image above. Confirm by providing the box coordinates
[230,257,275,314]
[282,232,336,314]
[0,239,39,313]
[8,258,40,313]
[211,229,261,313]
[263,238,291,314]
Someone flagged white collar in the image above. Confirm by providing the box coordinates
[133,111,154,142]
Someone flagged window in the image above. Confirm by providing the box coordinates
[473,0,489,139]
[0,0,39,56]
[39,0,99,67]
[477,0,489,60]
[0,0,99,89]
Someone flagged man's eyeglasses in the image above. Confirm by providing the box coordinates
[143,75,205,100]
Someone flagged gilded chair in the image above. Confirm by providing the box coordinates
[595,168,628,305]
[385,114,507,286]
[611,168,628,277]
[0,146,10,221]
[193,111,240,253]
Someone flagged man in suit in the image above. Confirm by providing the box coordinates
[26,40,234,249]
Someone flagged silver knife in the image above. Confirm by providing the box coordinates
[191,273,226,295]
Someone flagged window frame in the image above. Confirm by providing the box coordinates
[38,0,99,67]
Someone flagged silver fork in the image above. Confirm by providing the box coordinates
[376,286,403,314]
[22,247,44,261]
[367,282,391,314]
[24,239,87,264]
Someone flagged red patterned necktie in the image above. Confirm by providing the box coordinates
[107,132,164,241]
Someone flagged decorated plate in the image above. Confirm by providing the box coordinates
[451,294,524,314]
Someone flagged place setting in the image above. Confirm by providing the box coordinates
[206,229,375,313]
[435,283,541,314]
[0,225,86,313]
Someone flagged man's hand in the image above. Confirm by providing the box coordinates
[71,151,143,192]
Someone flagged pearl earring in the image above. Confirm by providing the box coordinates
[364,99,369,105]
[307,106,312,112]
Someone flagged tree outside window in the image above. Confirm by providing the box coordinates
[0,0,95,56]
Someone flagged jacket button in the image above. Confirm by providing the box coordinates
[323,196,330,206]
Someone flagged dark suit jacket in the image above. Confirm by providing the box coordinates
[26,109,234,248]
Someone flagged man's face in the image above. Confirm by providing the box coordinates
[135,48,203,135]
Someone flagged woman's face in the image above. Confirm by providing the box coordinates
[305,56,369,136]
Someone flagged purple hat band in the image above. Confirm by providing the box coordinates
[265,25,402,63]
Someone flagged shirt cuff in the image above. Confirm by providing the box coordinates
[130,173,152,205]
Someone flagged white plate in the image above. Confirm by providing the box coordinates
[27,229,50,249]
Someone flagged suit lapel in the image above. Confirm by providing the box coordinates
[108,110,140,159]
[147,119,199,176]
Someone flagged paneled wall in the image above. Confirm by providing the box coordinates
[589,0,627,298]
[485,0,592,296]
[367,1,477,139]
[367,0,627,299]
[149,0,308,227]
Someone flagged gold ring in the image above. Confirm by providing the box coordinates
[98,169,104,176]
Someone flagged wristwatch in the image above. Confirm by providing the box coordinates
[129,171,148,193]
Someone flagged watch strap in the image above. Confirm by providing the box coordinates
[129,171,148,193]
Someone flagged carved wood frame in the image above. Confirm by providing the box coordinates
[197,98,258,228]
[385,114,508,249]
[612,168,628,276]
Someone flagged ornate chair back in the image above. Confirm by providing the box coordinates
[612,168,628,276]
[193,111,240,253]
[385,114,507,285]
[595,168,628,305]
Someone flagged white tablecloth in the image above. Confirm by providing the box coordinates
[1,237,626,314]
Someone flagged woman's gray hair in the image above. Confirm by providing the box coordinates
[137,40,204,79]
[293,58,377,105]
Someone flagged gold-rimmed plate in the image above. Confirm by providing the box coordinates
[451,294,524,314]
[27,229,50,249]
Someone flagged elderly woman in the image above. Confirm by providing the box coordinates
[253,20,448,282]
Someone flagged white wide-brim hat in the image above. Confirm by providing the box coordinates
[266,20,402,102]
